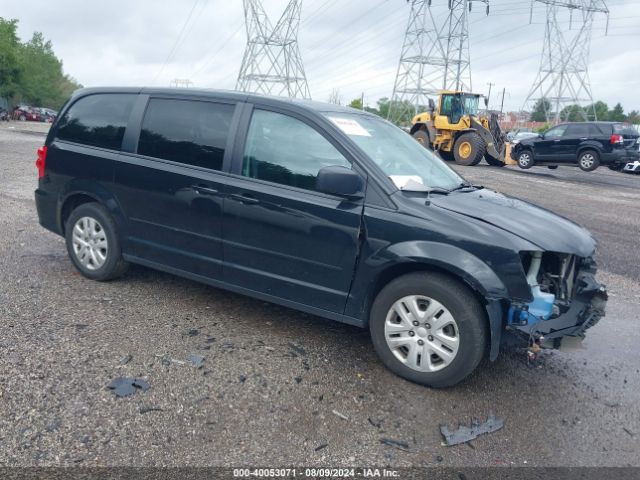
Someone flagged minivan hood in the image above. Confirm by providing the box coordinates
[430,189,596,257]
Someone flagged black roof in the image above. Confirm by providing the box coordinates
[72,87,369,116]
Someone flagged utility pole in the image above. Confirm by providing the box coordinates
[486,82,495,108]
[388,0,490,124]
[523,0,609,124]
[236,0,311,99]
[500,87,506,114]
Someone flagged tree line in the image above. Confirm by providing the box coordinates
[530,98,639,124]
[0,17,81,110]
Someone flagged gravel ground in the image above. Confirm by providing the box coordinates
[0,130,638,468]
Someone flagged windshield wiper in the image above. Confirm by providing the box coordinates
[449,182,484,193]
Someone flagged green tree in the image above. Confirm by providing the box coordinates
[0,18,82,109]
[530,98,551,122]
[588,101,609,121]
[349,97,363,110]
[560,104,585,122]
[0,18,22,101]
[608,102,625,122]
[626,110,640,124]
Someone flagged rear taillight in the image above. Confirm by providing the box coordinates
[610,134,624,145]
[36,146,47,179]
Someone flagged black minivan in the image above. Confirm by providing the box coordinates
[35,88,608,387]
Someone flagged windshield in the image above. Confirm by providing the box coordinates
[325,113,464,191]
[461,94,479,116]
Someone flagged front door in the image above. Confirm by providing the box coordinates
[222,108,364,315]
[535,124,568,160]
[114,97,238,279]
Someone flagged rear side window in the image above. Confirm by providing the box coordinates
[56,94,136,150]
[137,99,234,170]
[565,124,590,136]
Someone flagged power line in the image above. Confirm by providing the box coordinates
[153,0,202,84]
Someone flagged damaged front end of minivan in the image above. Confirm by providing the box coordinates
[505,251,608,350]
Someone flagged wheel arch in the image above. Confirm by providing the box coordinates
[57,181,128,237]
[410,122,428,136]
[576,144,602,158]
[352,241,510,361]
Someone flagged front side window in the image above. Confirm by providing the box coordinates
[242,110,351,191]
[56,94,136,150]
[325,113,463,191]
[138,99,235,170]
[545,125,568,139]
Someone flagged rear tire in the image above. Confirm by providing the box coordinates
[438,150,454,162]
[578,150,600,172]
[369,272,487,388]
[65,203,129,281]
[412,130,431,149]
[517,150,534,169]
[485,154,505,167]
[454,133,485,166]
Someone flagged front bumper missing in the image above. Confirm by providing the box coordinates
[512,270,608,345]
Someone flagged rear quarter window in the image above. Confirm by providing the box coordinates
[613,123,639,136]
[55,94,136,150]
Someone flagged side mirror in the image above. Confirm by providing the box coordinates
[428,98,436,113]
[316,166,365,198]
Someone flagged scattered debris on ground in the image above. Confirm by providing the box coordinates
[156,353,205,369]
[332,409,349,421]
[314,444,328,452]
[380,438,409,451]
[139,406,163,414]
[187,354,205,369]
[118,354,132,366]
[106,377,149,398]
[623,427,635,437]
[440,414,505,446]
[288,342,307,357]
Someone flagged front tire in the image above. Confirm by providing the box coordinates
[578,150,600,172]
[65,203,129,281]
[453,133,485,166]
[412,130,431,149]
[369,273,487,388]
[517,150,534,169]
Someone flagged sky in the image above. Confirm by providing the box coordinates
[3,0,639,113]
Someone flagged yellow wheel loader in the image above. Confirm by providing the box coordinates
[410,91,506,167]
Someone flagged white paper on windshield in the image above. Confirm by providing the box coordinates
[328,117,371,137]
[389,175,423,189]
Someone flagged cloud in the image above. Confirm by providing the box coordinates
[3,0,638,111]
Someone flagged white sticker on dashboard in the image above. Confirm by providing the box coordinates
[328,117,372,137]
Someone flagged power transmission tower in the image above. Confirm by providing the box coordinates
[523,0,609,124]
[236,0,311,99]
[388,0,490,124]
[170,79,194,88]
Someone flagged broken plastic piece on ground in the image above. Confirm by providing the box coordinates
[332,409,349,421]
[558,336,585,352]
[118,354,132,365]
[380,438,409,451]
[440,414,504,446]
[106,377,149,397]
[187,354,205,369]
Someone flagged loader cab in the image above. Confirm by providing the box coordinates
[438,92,480,126]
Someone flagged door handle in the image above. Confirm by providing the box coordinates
[229,193,259,205]
[192,185,219,196]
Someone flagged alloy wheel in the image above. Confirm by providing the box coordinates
[71,217,108,271]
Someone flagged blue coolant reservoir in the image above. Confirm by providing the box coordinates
[527,286,555,320]
[510,285,555,325]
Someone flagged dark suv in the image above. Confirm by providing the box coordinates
[35,88,607,387]
[511,122,640,171]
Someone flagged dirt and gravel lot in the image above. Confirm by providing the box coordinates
[0,126,639,468]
